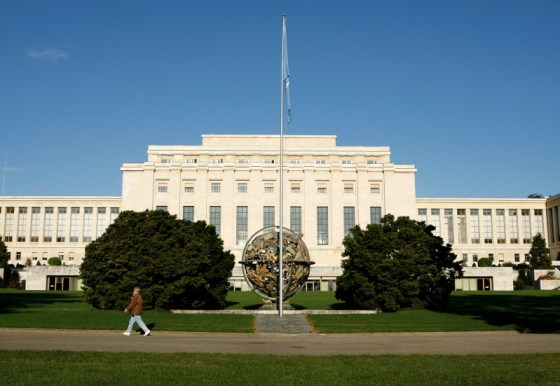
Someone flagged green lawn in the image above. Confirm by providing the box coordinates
[2,351,560,385]
[1,289,559,333]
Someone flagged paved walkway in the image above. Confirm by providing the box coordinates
[1,328,560,355]
[255,313,314,333]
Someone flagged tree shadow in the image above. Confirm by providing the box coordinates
[442,293,560,333]
[0,290,84,315]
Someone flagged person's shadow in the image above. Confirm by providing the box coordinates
[135,323,156,334]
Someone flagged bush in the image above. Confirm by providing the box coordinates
[47,257,62,266]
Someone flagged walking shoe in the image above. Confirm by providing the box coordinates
[123,332,130,336]
[143,330,151,336]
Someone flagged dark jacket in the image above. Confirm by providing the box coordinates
[126,293,143,316]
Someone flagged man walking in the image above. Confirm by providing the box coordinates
[123,286,151,336]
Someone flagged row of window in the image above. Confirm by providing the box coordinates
[160,157,380,166]
[158,182,382,195]
[156,205,382,246]
[418,208,545,245]
[0,206,119,244]
[10,251,75,262]
[461,252,530,264]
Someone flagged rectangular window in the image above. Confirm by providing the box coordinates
[514,253,520,263]
[209,206,221,235]
[43,207,54,242]
[263,159,275,164]
[418,208,427,224]
[184,185,194,193]
[470,209,480,243]
[70,207,80,242]
[483,209,493,244]
[83,207,93,242]
[236,206,248,245]
[317,187,327,194]
[444,209,454,244]
[496,209,506,244]
[457,209,467,244]
[265,186,274,193]
[367,159,377,165]
[431,209,440,237]
[17,207,28,242]
[289,159,301,164]
[524,253,530,262]
[521,209,531,243]
[315,159,326,164]
[344,186,354,194]
[509,209,519,243]
[186,158,197,164]
[238,183,247,193]
[211,182,221,193]
[473,253,478,262]
[3,207,14,242]
[370,186,380,194]
[238,159,249,164]
[291,185,301,194]
[212,159,223,164]
[96,207,106,238]
[57,207,67,242]
[370,207,382,225]
[30,207,41,242]
[183,206,194,222]
[343,207,355,236]
[290,206,302,235]
[156,206,168,212]
[341,159,352,165]
[110,207,119,224]
[534,209,544,235]
[462,253,468,263]
[317,206,329,245]
[157,185,168,193]
[263,206,275,228]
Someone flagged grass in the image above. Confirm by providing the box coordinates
[2,351,560,385]
[1,289,559,333]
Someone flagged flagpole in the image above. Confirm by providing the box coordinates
[278,14,287,317]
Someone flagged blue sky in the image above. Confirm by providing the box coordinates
[1,1,558,198]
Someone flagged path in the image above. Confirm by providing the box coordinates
[1,328,559,356]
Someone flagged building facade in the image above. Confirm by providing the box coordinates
[0,135,557,290]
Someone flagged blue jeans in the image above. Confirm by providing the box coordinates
[125,315,149,333]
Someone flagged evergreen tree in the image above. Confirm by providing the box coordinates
[80,210,235,310]
[335,214,462,312]
[0,239,8,268]
[529,233,552,269]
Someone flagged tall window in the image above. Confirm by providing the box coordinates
[417,208,427,224]
[70,207,80,242]
[110,207,119,224]
[343,207,355,236]
[317,206,329,245]
[17,207,28,242]
[483,209,493,244]
[496,209,506,244]
[534,209,544,235]
[96,207,106,238]
[290,206,302,235]
[431,209,440,237]
[83,207,93,242]
[457,209,467,244]
[444,209,454,244]
[3,207,14,242]
[210,206,221,235]
[183,206,194,222]
[263,206,275,228]
[371,207,382,225]
[236,206,248,245]
[43,207,54,242]
[509,209,519,244]
[470,209,480,244]
[521,209,531,243]
[30,207,41,242]
[238,183,247,193]
[211,182,221,193]
[57,207,67,242]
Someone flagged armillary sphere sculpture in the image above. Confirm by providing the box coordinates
[240,226,314,301]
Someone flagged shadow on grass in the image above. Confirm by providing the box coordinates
[0,290,85,314]
[443,292,560,333]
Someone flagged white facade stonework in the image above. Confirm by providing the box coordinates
[0,135,558,291]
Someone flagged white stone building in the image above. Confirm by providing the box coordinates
[1,135,558,291]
